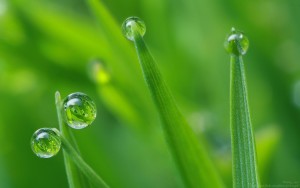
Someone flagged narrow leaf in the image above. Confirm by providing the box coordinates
[123,17,224,188]
[57,131,110,188]
[225,28,260,188]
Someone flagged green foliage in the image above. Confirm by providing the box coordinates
[0,0,299,187]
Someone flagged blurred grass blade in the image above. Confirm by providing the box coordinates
[225,28,260,188]
[88,60,143,128]
[9,0,154,130]
[256,126,280,181]
[86,0,136,63]
[55,91,90,188]
[126,18,224,188]
[57,131,110,188]
[85,0,156,127]
[86,0,147,88]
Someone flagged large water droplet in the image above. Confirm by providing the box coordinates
[224,28,249,56]
[31,128,61,158]
[63,92,97,129]
[122,17,146,41]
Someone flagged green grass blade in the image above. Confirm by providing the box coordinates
[55,91,90,188]
[230,55,260,188]
[126,18,224,188]
[225,28,260,187]
[58,131,110,188]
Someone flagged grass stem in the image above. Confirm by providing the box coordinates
[58,132,110,188]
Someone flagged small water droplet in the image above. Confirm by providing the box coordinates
[63,92,97,129]
[224,27,249,56]
[122,17,146,41]
[31,128,61,158]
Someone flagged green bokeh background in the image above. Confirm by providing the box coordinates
[0,0,299,187]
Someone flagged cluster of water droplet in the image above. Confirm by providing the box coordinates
[224,28,249,56]
[122,17,146,41]
[31,19,249,160]
[31,92,97,158]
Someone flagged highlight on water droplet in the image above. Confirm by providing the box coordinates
[122,17,146,41]
[87,59,111,85]
[31,128,61,158]
[63,92,97,129]
[224,27,249,56]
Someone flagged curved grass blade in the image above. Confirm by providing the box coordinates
[56,131,110,188]
[225,28,260,188]
[55,92,90,188]
[123,17,224,188]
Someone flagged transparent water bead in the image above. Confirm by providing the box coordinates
[31,128,61,158]
[224,28,249,56]
[63,92,97,129]
[122,17,146,41]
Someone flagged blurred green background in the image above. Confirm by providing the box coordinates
[0,0,300,187]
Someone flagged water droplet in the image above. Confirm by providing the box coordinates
[122,17,146,41]
[63,92,97,129]
[224,27,249,56]
[31,128,61,158]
